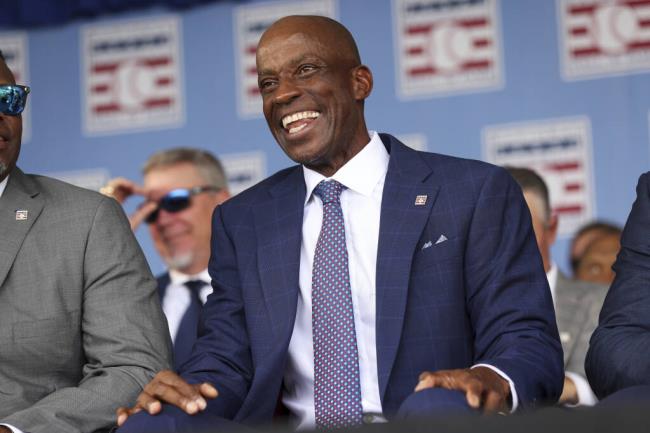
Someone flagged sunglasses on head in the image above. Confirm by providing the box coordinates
[0,84,30,116]
[145,185,220,224]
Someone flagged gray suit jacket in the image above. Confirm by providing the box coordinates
[0,168,172,433]
[555,271,608,377]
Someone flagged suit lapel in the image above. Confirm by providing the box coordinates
[0,168,44,287]
[375,135,440,401]
[253,167,305,341]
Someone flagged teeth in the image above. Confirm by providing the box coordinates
[289,123,308,134]
[282,111,320,129]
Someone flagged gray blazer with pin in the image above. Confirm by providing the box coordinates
[0,168,172,433]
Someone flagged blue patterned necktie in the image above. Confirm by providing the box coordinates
[173,280,204,370]
[312,180,363,428]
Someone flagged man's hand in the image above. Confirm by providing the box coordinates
[559,375,578,405]
[414,367,510,413]
[100,177,154,230]
[0,426,12,433]
[116,370,218,427]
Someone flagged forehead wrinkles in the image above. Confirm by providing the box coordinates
[256,30,350,74]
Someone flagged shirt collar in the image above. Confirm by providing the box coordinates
[169,268,211,286]
[546,261,558,304]
[0,175,9,198]
[302,131,389,205]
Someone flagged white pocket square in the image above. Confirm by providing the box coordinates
[435,234,448,245]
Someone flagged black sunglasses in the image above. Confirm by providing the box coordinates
[145,185,220,224]
[0,84,30,116]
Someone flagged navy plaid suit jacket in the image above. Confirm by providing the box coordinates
[179,134,563,423]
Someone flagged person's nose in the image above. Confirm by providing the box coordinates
[272,77,301,106]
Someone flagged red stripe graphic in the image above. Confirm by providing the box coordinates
[555,205,583,214]
[462,60,491,70]
[564,183,583,192]
[546,161,581,171]
[457,18,488,28]
[248,86,260,96]
[92,84,110,93]
[406,24,433,35]
[246,45,257,55]
[572,47,601,57]
[474,38,491,48]
[407,46,424,55]
[144,98,172,108]
[625,0,650,7]
[142,57,171,67]
[93,103,120,113]
[93,62,119,73]
[569,4,597,15]
[408,66,437,76]
[570,26,589,36]
[629,40,650,50]
[156,77,173,86]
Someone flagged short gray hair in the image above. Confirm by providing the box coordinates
[142,147,228,191]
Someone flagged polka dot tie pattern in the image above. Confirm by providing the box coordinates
[312,180,363,429]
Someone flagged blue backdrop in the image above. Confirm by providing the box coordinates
[2,0,648,276]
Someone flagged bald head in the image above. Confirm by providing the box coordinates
[258,15,361,68]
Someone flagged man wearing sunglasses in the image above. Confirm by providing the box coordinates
[0,51,172,433]
[100,148,230,370]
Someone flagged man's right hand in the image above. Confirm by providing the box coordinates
[100,177,155,231]
[116,370,218,427]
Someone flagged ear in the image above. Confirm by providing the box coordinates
[547,213,559,246]
[351,65,373,101]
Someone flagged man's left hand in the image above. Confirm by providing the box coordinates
[415,367,510,413]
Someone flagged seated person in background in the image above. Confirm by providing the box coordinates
[570,221,622,283]
[100,148,230,369]
[586,172,650,402]
[116,15,563,432]
[0,51,171,433]
[506,166,607,406]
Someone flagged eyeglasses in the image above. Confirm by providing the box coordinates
[144,185,220,224]
[0,84,30,116]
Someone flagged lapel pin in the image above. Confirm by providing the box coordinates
[414,195,427,206]
[15,209,28,221]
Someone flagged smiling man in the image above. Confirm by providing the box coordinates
[100,148,230,369]
[117,16,563,431]
[0,51,171,433]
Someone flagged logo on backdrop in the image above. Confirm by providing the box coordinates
[393,0,503,99]
[234,0,336,118]
[0,32,30,142]
[82,17,184,134]
[559,0,650,80]
[220,152,266,196]
[483,117,595,236]
[47,168,111,192]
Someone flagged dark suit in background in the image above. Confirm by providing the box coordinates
[0,168,172,433]
[587,172,650,399]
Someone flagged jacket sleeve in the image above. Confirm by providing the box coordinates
[2,197,172,433]
[463,167,564,408]
[586,172,650,399]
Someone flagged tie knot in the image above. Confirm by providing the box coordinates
[184,280,205,295]
[313,180,345,205]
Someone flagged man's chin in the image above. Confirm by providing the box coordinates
[165,252,195,272]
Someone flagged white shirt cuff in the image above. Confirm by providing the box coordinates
[565,371,598,406]
[472,363,518,412]
[1,423,25,433]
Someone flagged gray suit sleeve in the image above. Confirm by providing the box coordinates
[2,197,172,433]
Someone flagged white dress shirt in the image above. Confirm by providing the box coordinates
[0,176,8,197]
[163,269,212,342]
[547,263,598,406]
[282,132,517,429]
